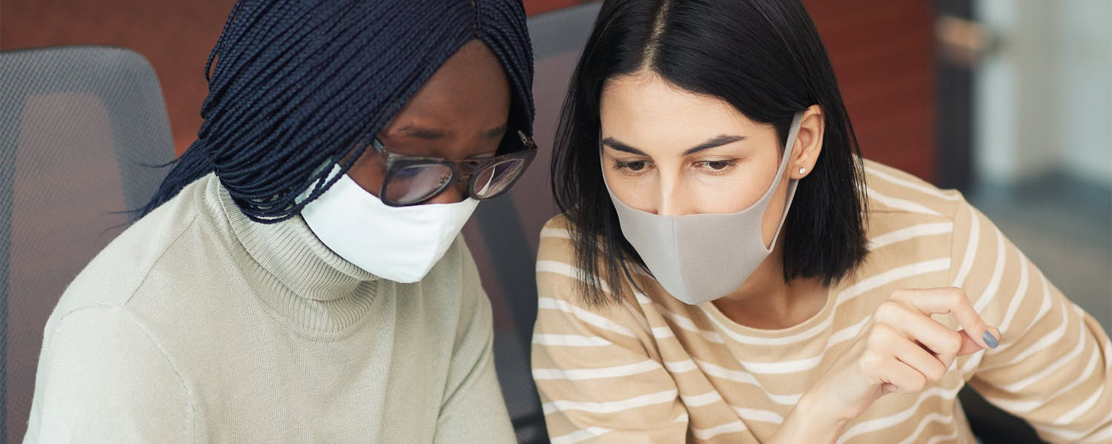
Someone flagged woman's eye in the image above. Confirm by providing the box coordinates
[613,160,650,174]
[695,160,736,171]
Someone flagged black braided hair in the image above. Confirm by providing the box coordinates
[139,0,534,223]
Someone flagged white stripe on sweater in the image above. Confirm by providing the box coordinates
[896,412,956,444]
[550,427,611,444]
[533,334,612,347]
[532,360,662,381]
[952,204,981,288]
[837,386,962,443]
[868,188,944,216]
[998,317,1087,393]
[864,165,962,201]
[868,222,953,250]
[542,389,677,415]
[537,296,635,338]
[691,421,748,440]
[973,228,1008,312]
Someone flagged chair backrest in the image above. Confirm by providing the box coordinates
[461,3,602,443]
[0,45,175,442]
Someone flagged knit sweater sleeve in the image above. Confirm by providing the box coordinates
[951,201,1112,443]
[24,306,192,444]
[433,239,515,444]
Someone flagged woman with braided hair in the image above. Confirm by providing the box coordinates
[25,0,534,442]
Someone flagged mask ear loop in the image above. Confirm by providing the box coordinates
[761,111,805,252]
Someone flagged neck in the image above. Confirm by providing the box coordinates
[711,238,828,330]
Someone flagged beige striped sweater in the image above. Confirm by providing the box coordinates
[532,160,1112,443]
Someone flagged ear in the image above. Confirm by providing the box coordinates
[790,104,824,180]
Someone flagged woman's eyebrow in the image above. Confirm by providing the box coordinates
[396,124,506,140]
[601,137,647,155]
[398,125,449,140]
[601,134,746,156]
[683,134,745,155]
[483,124,508,139]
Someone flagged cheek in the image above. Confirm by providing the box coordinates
[692,156,780,214]
[601,167,652,211]
[693,174,768,214]
[345,151,388,196]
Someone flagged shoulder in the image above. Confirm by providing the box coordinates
[538,214,575,253]
[846,160,980,290]
[536,215,577,277]
[859,160,972,245]
[53,178,210,315]
[861,159,966,219]
[536,215,584,301]
[31,305,192,441]
[536,215,583,300]
[43,305,182,376]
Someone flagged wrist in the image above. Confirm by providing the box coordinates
[771,391,850,444]
[795,391,852,429]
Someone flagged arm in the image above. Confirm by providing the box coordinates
[954,202,1112,443]
[434,242,515,444]
[24,306,191,443]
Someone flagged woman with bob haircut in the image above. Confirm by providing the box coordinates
[532,0,1111,442]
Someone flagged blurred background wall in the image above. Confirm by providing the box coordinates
[947,0,1111,335]
[2,0,941,181]
[0,0,600,155]
[975,0,1111,188]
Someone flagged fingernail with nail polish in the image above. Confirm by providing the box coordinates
[982,331,999,349]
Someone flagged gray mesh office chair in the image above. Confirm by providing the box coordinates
[462,3,603,443]
[0,45,175,442]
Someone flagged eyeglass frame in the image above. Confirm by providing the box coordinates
[370,129,538,207]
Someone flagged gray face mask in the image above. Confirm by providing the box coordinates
[604,112,803,305]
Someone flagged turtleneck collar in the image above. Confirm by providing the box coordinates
[199,175,384,335]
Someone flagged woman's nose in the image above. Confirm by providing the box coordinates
[657,196,680,216]
[655,179,688,216]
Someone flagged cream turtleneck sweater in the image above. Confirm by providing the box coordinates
[24,174,514,443]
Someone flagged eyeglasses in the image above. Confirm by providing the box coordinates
[372,130,537,207]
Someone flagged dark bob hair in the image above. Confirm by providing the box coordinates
[551,0,869,305]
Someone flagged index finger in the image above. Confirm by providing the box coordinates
[891,287,1000,350]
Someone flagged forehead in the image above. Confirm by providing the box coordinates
[389,40,511,132]
[599,72,759,145]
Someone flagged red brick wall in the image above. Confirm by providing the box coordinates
[804,0,937,181]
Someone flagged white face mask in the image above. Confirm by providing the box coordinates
[299,166,479,283]
[605,112,803,305]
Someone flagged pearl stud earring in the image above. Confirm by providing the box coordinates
[799,167,806,174]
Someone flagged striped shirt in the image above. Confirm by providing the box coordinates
[532,160,1112,443]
